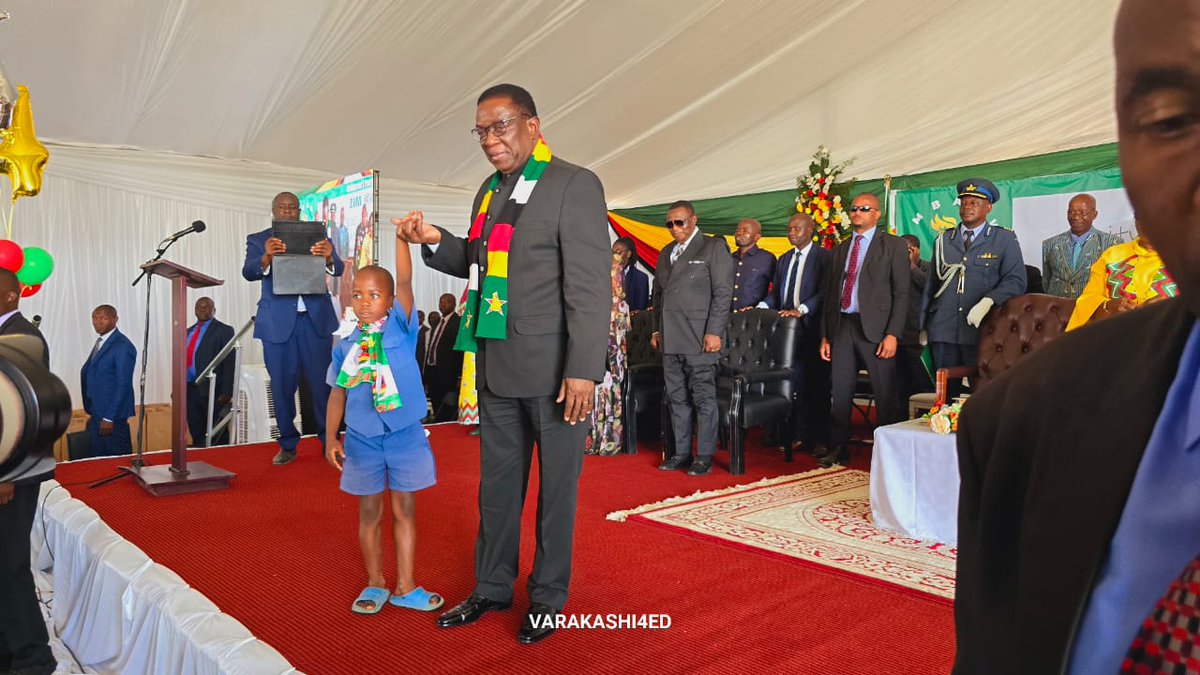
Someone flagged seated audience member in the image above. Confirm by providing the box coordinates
[1065,222,1176,331]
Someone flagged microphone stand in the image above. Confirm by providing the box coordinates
[91,236,184,488]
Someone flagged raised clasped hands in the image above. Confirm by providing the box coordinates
[393,211,442,246]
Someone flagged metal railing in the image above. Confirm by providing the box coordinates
[194,317,255,446]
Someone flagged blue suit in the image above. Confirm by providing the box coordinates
[624,264,649,312]
[80,328,136,456]
[242,227,344,451]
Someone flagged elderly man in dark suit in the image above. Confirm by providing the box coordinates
[81,304,137,457]
[953,2,1200,672]
[818,193,909,467]
[652,200,734,476]
[763,213,832,454]
[396,83,609,645]
[242,191,344,465]
[185,296,235,447]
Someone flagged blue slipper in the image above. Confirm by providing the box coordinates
[351,586,390,615]
[388,587,444,612]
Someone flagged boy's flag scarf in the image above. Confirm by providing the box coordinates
[454,137,551,354]
[336,317,402,412]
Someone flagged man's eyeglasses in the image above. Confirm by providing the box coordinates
[848,205,875,213]
[665,219,689,229]
[469,114,531,142]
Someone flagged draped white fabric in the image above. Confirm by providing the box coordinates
[30,480,299,674]
[18,144,473,407]
[869,420,961,546]
[4,0,1120,208]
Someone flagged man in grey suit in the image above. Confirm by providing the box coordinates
[818,193,910,467]
[395,84,609,645]
[1041,193,1118,298]
[923,178,1026,400]
[652,201,734,476]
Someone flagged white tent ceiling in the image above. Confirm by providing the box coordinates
[5,0,1120,208]
[0,0,1125,409]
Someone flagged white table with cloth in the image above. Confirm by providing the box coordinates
[869,418,961,546]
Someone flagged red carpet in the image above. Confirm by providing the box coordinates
[55,428,954,674]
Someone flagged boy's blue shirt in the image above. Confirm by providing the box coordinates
[328,300,427,436]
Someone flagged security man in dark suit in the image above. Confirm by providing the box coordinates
[818,193,910,467]
[922,178,1026,399]
[652,200,734,476]
[185,296,235,447]
[763,213,832,453]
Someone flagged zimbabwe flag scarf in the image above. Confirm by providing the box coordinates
[454,136,551,353]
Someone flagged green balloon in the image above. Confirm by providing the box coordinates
[16,247,53,286]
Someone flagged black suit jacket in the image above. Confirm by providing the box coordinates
[651,233,734,355]
[424,156,611,398]
[821,230,910,344]
[954,298,1193,674]
[764,245,831,338]
[187,318,234,402]
[0,311,49,367]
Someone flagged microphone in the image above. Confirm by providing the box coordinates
[162,220,206,244]
[31,315,41,328]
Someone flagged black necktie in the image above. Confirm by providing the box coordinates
[963,229,975,251]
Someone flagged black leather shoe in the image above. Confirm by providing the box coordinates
[658,455,692,471]
[686,459,712,476]
[816,446,849,468]
[517,603,558,645]
[436,594,512,628]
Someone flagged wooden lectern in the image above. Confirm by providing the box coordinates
[121,259,236,496]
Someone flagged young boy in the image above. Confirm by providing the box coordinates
[325,231,442,614]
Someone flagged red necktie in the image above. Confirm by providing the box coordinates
[186,325,201,370]
[839,235,863,311]
[1123,554,1200,673]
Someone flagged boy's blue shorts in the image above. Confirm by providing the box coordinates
[340,422,436,496]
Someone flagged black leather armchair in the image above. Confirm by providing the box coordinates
[717,309,799,475]
[623,310,666,455]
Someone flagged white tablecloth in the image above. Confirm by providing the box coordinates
[869,419,961,546]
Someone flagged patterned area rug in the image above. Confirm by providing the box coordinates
[607,467,956,601]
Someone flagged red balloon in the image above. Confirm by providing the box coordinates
[0,240,24,273]
[20,283,40,297]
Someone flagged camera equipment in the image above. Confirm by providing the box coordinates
[0,334,71,476]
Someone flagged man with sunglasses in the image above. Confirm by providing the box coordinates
[652,201,734,476]
[922,178,1026,400]
[395,84,610,645]
[818,193,910,467]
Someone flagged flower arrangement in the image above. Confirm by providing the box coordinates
[796,145,855,250]
[923,401,962,435]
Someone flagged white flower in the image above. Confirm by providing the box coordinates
[929,414,953,435]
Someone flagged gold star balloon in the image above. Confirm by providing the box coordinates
[0,85,49,201]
